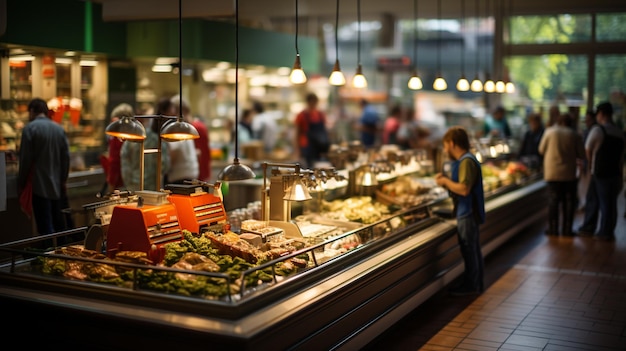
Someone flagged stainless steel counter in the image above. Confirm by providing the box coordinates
[0,180,547,349]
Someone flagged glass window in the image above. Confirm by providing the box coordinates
[594,55,626,127]
[505,54,588,121]
[509,14,591,44]
[596,13,626,42]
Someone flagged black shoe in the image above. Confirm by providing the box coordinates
[449,286,481,296]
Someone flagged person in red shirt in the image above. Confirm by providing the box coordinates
[171,95,210,182]
[294,93,329,168]
[382,104,402,145]
[103,103,133,193]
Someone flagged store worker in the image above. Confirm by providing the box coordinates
[18,98,71,238]
[435,126,486,296]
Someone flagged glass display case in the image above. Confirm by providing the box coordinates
[0,148,547,349]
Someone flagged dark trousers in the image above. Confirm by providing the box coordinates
[546,180,577,235]
[595,175,621,238]
[32,194,68,235]
[457,215,484,292]
[580,176,599,232]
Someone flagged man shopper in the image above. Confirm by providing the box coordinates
[538,114,585,236]
[578,102,624,241]
[435,126,486,296]
[18,98,71,239]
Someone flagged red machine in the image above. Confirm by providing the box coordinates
[165,183,227,234]
[106,191,183,258]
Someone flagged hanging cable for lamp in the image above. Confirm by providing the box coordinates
[433,0,447,90]
[289,0,307,84]
[329,0,345,86]
[217,0,255,181]
[352,0,367,88]
[408,0,423,90]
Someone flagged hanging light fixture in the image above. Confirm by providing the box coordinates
[352,0,367,88]
[289,0,307,84]
[503,0,515,94]
[482,0,495,93]
[470,0,483,92]
[408,0,423,90]
[456,0,470,91]
[105,115,146,141]
[329,0,346,86]
[218,0,256,181]
[433,0,447,91]
[494,0,507,93]
[160,0,200,141]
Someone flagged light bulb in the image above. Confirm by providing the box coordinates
[484,79,495,93]
[352,64,367,88]
[329,60,346,86]
[290,68,307,84]
[408,71,423,90]
[470,77,483,92]
[289,54,307,84]
[456,76,470,91]
[495,80,505,93]
[505,81,516,94]
[433,76,447,91]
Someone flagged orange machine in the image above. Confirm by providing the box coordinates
[166,184,227,234]
[106,191,183,259]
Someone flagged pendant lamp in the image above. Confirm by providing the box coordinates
[408,0,423,90]
[456,0,469,91]
[433,0,447,91]
[470,0,483,92]
[352,0,367,88]
[160,0,200,141]
[218,0,256,181]
[329,0,346,86]
[289,0,307,84]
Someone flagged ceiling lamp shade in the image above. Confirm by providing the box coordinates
[105,116,146,141]
[495,80,506,93]
[505,81,516,93]
[329,60,346,86]
[289,54,307,84]
[433,76,448,91]
[160,119,199,141]
[470,75,483,92]
[218,159,256,181]
[352,64,368,88]
[218,0,255,181]
[289,0,307,85]
[484,76,495,93]
[329,0,345,86]
[456,75,470,91]
[408,71,423,90]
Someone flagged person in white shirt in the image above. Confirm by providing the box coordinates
[538,113,585,236]
[251,101,278,155]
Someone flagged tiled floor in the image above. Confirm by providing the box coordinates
[366,195,626,351]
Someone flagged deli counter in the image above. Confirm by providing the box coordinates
[0,148,546,350]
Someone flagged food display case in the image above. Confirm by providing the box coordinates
[0,148,546,349]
